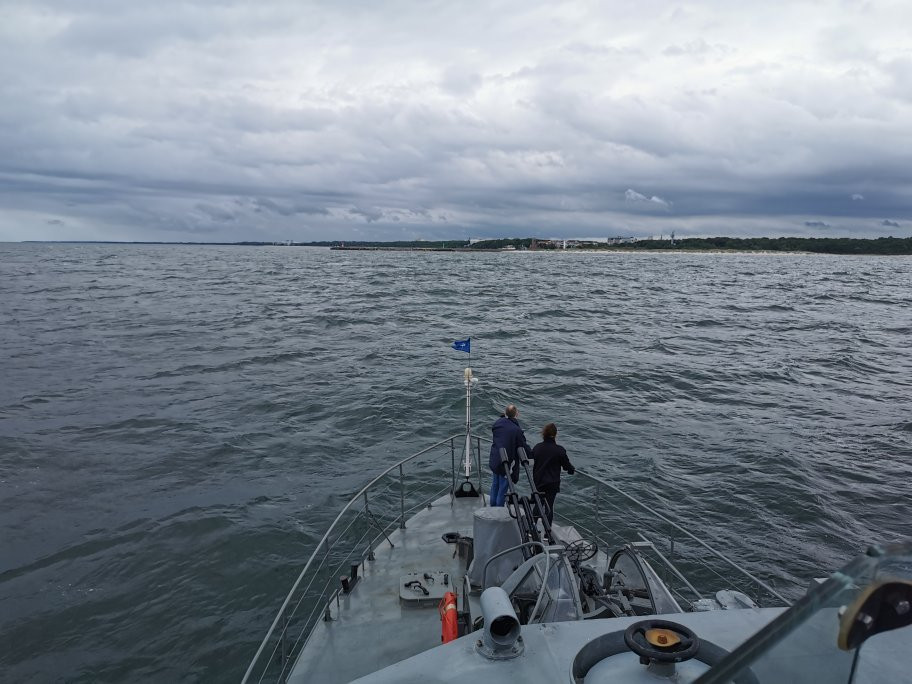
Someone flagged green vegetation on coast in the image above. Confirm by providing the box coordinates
[302,240,471,249]
[592,236,912,255]
[29,236,912,254]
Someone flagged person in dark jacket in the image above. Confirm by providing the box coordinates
[488,404,534,507]
[531,423,575,524]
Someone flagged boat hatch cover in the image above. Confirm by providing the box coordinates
[399,571,451,607]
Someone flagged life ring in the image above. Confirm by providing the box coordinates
[439,591,458,643]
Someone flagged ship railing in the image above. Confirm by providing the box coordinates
[242,432,485,684]
[552,469,791,608]
[244,433,791,683]
[467,435,790,609]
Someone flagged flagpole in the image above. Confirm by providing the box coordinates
[452,337,474,480]
[464,367,472,478]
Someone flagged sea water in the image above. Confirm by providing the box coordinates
[1,243,910,681]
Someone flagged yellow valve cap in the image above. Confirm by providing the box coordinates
[645,628,681,648]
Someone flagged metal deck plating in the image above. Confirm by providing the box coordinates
[244,369,912,684]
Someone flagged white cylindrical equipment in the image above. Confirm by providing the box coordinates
[477,587,523,660]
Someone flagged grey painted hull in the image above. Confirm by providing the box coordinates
[288,495,481,683]
[287,493,909,684]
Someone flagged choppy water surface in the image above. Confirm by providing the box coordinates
[1,244,910,681]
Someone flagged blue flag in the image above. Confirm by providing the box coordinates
[452,337,471,353]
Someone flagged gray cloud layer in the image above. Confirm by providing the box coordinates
[1,0,910,241]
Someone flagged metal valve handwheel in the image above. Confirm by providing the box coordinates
[624,619,700,663]
[564,538,598,564]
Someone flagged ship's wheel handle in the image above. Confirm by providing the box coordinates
[624,619,700,663]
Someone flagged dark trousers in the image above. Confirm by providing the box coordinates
[536,485,559,525]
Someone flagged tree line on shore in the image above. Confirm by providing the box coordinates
[303,236,912,254]
[597,236,912,254]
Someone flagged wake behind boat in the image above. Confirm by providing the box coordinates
[243,369,912,683]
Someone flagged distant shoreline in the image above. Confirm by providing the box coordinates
[14,236,912,256]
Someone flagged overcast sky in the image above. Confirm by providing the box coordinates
[1,0,910,242]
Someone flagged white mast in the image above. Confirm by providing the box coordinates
[463,367,477,477]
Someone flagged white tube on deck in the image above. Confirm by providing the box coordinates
[464,368,477,478]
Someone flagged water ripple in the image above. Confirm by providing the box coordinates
[1,244,911,681]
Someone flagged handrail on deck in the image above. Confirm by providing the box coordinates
[243,433,790,683]
[570,468,790,606]
[481,541,546,588]
[242,432,483,684]
[467,435,786,604]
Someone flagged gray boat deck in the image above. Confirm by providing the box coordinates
[353,608,787,683]
[288,493,483,684]
[351,604,909,684]
[285,492,910,684]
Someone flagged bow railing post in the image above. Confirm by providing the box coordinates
[475,436,483,497]
[399,464,406,529]
[450,437,456,495]
[595,481,600,522]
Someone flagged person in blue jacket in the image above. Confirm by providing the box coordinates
[488,404,534,506]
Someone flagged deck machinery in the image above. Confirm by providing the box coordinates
[243,370,912,684]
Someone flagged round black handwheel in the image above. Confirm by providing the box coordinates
[624,619,700,663]
[564,538,597,564]
[572,625,760,684]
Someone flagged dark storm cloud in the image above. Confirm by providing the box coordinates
[1,0,910,241]
[251,198,330,217]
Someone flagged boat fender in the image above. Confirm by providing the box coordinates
[439,591,459,643]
